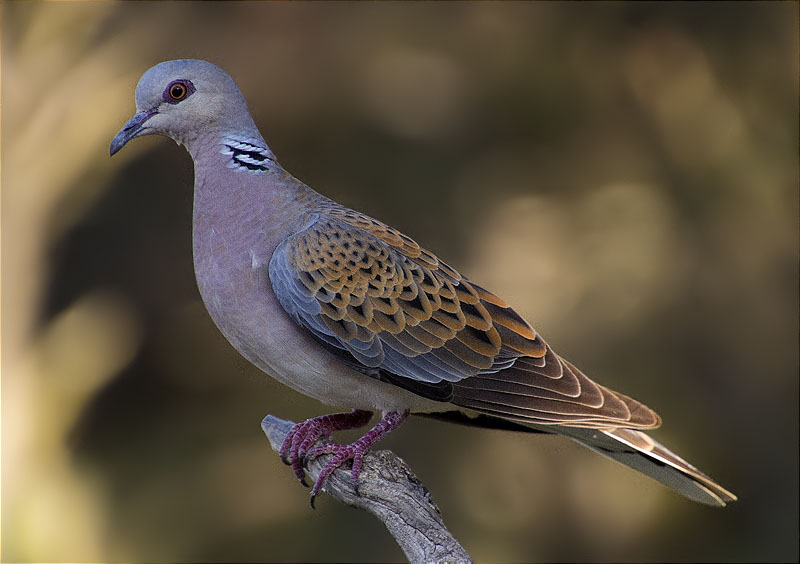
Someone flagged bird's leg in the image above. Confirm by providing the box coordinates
[306,410,409,507]
[279,409,374,485]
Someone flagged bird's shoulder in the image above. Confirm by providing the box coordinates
[304,198,459,276]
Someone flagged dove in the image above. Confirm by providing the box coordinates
[110,59,736,508]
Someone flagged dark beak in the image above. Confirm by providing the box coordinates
[110,109,156,156]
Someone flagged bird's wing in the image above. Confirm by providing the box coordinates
[268,204,659,429]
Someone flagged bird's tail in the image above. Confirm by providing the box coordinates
[560,426,737,506]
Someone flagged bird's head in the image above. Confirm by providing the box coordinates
[110,59,257,156]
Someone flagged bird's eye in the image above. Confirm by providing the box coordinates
[169,82,187,100]
[163,79,194,104]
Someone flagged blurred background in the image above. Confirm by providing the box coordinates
[3,2,798,562]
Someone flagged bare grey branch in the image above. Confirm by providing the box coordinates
[261,414,472,564]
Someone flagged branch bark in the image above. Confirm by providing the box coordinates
[261,415,472,564]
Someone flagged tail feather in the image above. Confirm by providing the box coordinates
[564,426,737,506]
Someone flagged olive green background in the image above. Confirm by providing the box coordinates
[3,2,798,562]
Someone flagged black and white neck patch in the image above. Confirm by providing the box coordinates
[220,135,274,174]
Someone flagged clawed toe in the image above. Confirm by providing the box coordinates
[279,410,407,507]
[279,410,375,490]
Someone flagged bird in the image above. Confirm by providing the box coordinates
[110,59,736,508]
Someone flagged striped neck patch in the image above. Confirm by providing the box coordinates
[220,135,274,173]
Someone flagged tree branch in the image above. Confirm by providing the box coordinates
[261,415,472,564]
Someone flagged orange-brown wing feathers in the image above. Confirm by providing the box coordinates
[268,203,660,430]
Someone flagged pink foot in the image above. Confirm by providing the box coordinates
[280,410,409,507]
[279,410,373,486]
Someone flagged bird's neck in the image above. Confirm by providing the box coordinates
[185,126,276,172]
[189,128,320,257]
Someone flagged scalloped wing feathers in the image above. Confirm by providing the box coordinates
[268,202,660,430]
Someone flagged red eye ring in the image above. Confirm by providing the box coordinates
[163,79,194,104]
[169,82,187,101]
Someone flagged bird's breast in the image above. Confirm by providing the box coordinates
[190,190,430,412]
